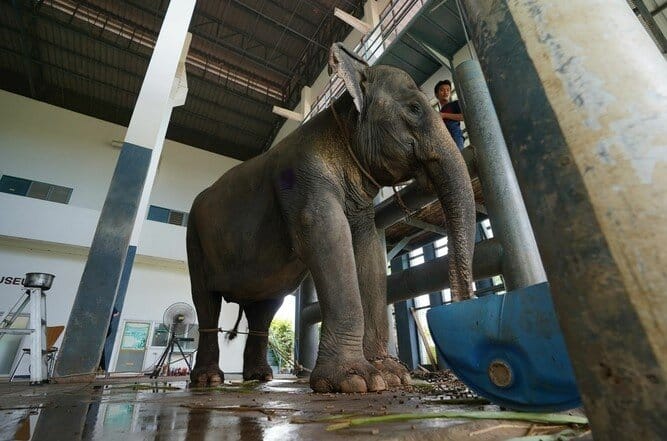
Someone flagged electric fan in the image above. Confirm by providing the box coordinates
[149,302,196,378]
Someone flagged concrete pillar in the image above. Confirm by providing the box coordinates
[391,255,419,370]
[364,0,381,28]
[28,287,47,384]
[460,1,667,438]
[374,196,398,358]
[54,0,195,379]
[455,59,546,291]
[473,222,494,296]
[423,243,443,307]
[299,238,505,323]
[296,274,318,376]
[301,86,312,118]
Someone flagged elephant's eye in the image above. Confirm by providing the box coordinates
[407,103,421,117]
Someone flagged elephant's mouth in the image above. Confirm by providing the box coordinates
[413,167,433,193]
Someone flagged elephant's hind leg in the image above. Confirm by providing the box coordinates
[187,219,224,387]
[242,298,284,381]
[190,290,224,387]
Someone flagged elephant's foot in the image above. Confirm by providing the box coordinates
[310,357,387,393]
[190,364,224,387]
[370,356,411,388]
[243,364,274,382]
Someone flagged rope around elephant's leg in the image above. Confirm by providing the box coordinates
[198,328,269,337]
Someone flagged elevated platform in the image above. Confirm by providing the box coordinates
[384,176,485,253]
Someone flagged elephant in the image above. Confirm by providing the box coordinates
[186,42,476,393]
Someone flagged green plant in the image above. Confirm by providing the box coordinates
[269,319,294,370]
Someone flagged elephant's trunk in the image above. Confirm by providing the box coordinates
[423,153,476,301]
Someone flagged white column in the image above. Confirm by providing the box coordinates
[129,32,192,247]
[29,288,46,384]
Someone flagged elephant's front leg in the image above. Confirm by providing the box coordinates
[292,197,386,393]
[351,217,411,388]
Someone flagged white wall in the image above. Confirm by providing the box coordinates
[0,91,121,211]
[112,261,246,373]
[0,89,240,212]
[0,242,83,326]
[0,89,244,374]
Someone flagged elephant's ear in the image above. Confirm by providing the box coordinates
[328,42,368,114]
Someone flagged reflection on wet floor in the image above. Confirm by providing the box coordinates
[1,380,311,441]
[0,378,590,440]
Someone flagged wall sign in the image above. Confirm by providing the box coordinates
[0,276,27,286]
[120,322,150,350]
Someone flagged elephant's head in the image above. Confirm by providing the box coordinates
[329,43,476,301]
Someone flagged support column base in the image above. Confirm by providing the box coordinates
[51,373,97,383]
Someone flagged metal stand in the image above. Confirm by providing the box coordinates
[295,275,318,377]
[27,287,48,384]
[0,273,55,384]
[149,332,193,378]
[0,296,31,335]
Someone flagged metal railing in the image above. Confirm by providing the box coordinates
[302,0,430,123]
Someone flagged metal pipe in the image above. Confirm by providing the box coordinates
[295,274,318,374]
[375,219,398,358]
[374,146,475,230]
[455,59,546,290]
[460,1,667,438]
[301,239,503,325]
[387,237,503,304]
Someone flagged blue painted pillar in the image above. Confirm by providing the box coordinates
[473,223,494,296]
[391,254,420,370]
[54,0,196,379]
[295,275,318,376]
[423,243,443,307]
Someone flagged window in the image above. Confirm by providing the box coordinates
[151,324,169,347]
[150,322,198,352]
[480,218,494,239]
[408,247,424,267]
[168,210,185,226]
[0,175,31,195]
[147,205,188,227]
[48,185,73,204]
[434,237,448,257]
[0,175,73,204]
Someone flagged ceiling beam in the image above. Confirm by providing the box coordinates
[39,0,286,101]
[229,0,327,50]
[25,11,283,108]
[0,44,268,143]
[11,0,39,98]
[2,22,276,127]
[0,66,262,160]
[187,17,293,79]
[265,0,322,28]
[120,0,300,78]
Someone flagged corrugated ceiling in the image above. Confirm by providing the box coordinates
[0,0,365,160]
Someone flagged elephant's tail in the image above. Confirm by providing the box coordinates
[226,305,244,340]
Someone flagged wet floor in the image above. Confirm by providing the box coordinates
[0,376,590,440]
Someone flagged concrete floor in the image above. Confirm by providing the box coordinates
[0,375,591,440]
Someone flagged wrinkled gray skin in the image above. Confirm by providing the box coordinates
[187,43,476,393]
